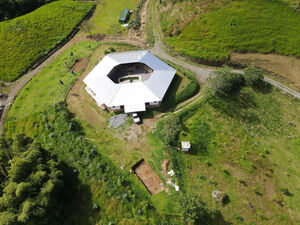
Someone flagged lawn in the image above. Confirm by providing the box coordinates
[88,0,140,35]
[0,0,94,82]
[159,0,300,65]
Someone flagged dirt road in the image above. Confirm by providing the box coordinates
[1,3,300,126]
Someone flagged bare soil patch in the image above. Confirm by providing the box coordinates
[72,58,89,73]
[230,53,300,91]
[132,159,166,195]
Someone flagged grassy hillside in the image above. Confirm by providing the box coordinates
[159,0,300,65]
[0,0,94,82]
[152,87,300,224]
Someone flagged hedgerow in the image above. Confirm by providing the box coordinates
[0,1,94,82]
[129,0,146,30]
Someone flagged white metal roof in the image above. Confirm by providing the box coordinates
[83,50,176,113]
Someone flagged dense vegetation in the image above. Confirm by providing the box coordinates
[159,0,300,64]
[0,0,94,82]
[5,103,180,224]
[0,0,54,21]
[129,0,146,29]
[0,135,64,225]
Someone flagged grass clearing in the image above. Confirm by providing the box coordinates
[89,0,139,35]
[0,0,94,82]
[159,0,300,65]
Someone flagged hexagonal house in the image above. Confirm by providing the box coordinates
[83,50,176,113]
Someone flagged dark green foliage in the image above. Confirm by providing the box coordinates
[5,103,180,224]
[180,194,208,225]
[207,67,245,97]
[244,66,264,86]
[0,1,94,81]
[169,150,185,187]
[156,114,182,146]
[129,0,146,30]
[0,0,54,21]
[175,80,199,104]
[160,69,199,111]
[0,136,64,225]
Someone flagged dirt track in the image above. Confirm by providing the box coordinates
[1,2,300,126]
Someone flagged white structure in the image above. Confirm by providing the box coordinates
[83,50,176,113]
[181,141,191,152]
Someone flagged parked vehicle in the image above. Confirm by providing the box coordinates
[131,113,141,124]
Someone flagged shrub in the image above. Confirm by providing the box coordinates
[156,114,182,146]
[129,0,146,30]
[180,194,209,225]
[244,66,264,86]
[207,67,245,97]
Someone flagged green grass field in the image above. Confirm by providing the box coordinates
[0,0,94,82]
[173,88,300,224]
[159,0,300,65]
[89,0,139,35]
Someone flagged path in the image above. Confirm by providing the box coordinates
[0,34,89,124]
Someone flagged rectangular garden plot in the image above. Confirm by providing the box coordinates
[132,159,165,195]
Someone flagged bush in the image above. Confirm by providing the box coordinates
[244,66,264,86]
[181,194,209,225]
[156,114,181,146]
[0,1,94,81]
[129,0,146,30]
[207,67,245,97]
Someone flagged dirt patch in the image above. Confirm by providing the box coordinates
[87,33,106,41]
[230,52,300,91]
[72,58,89,73]
[132,159,165,195]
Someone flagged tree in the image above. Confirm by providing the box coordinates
[156,114,182,146]
[207,67,245,97]
[244,66,264,86]
[0,136,64,225]
[181,194,208,224]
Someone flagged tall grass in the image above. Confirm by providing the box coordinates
[0,1,94,82]
[160,0,300,64]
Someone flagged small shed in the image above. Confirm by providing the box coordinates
[119,8,130,24]
[181,141,191,152]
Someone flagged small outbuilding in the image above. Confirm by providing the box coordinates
[181,141,191,152]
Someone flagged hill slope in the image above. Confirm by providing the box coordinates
[159,0,300,65]
[0,0,94,82]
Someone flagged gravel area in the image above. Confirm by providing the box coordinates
[108,114,129,128]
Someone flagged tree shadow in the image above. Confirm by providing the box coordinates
[206,209,233,225]
[208,91,260,124]
[52,162,95,225]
